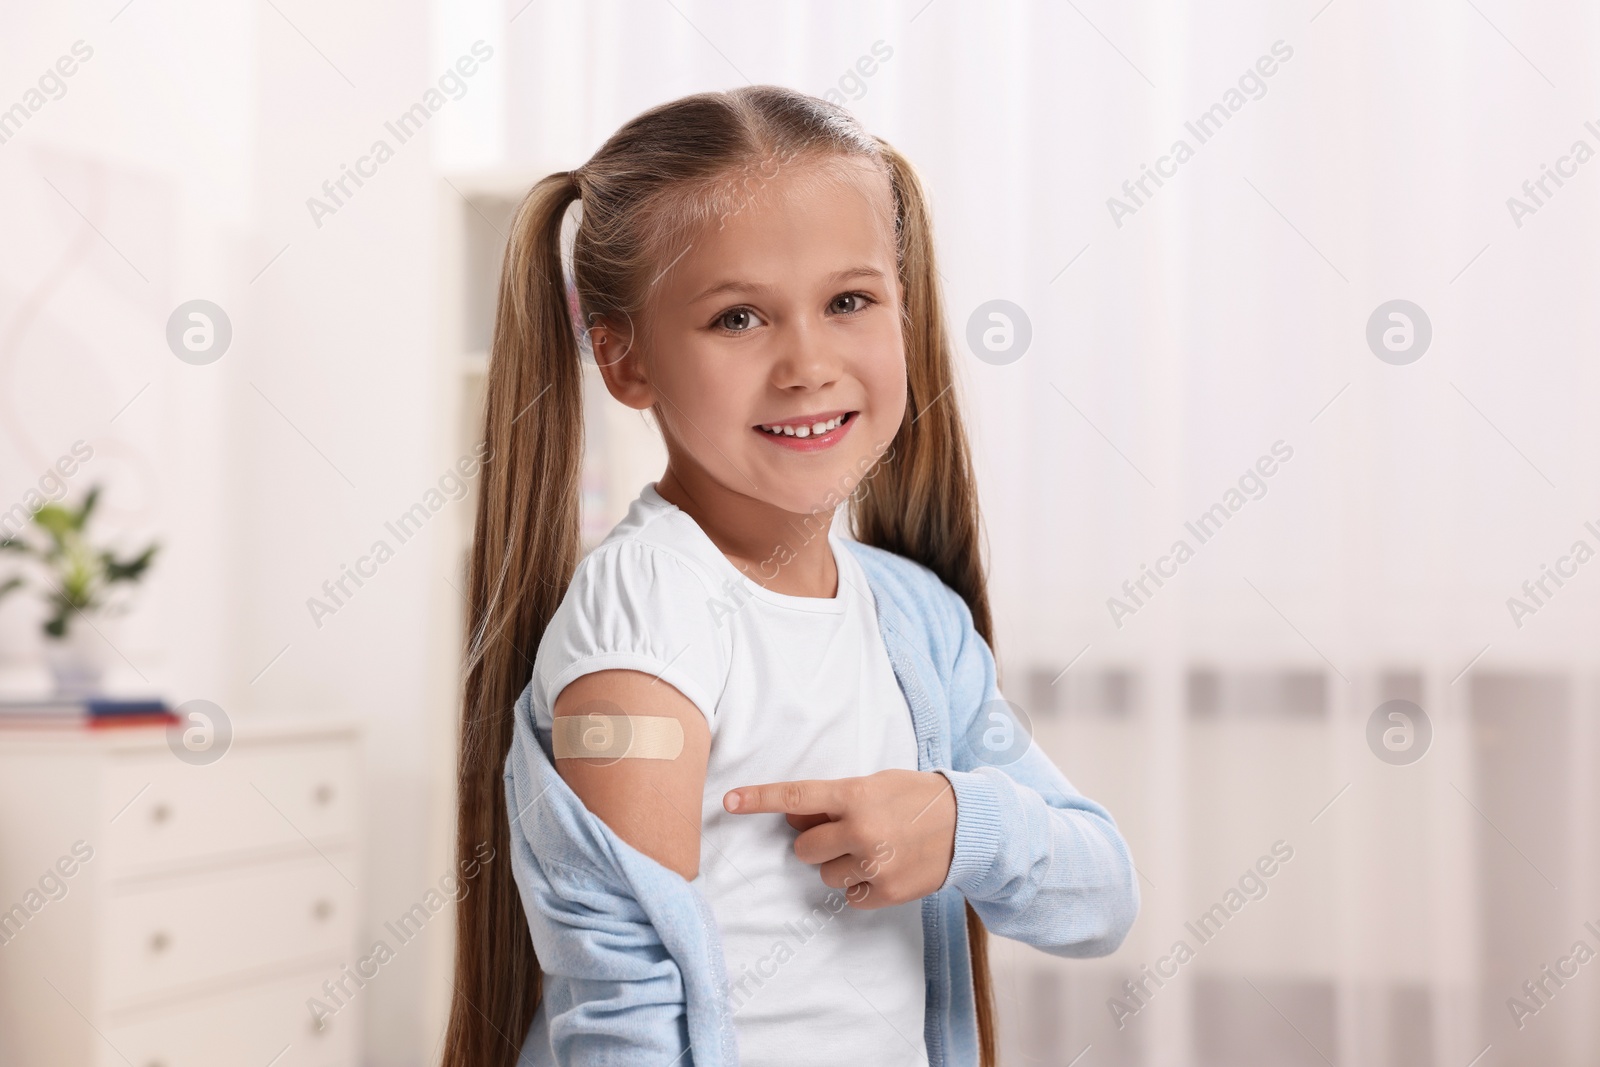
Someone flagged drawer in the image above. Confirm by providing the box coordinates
[98,968,357,1067]
[103,742,357,876]
[102,852,358,1010]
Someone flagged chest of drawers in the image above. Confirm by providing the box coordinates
[0,717,363,1067]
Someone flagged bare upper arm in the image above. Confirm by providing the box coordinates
[551,668,711,882]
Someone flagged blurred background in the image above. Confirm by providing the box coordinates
[2,1,1598,1065]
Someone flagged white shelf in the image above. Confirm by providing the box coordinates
[0,722,364,1066]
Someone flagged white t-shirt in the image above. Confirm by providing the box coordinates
[531,482,928,1065]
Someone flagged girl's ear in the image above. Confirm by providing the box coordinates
[590,314,655,411]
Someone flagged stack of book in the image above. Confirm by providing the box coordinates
[0,697,176,729]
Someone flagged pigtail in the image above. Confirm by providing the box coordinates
[854,137,1001,1067]
[443,169,585,1067]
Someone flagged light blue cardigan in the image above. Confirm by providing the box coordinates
[504,538,1140,1065]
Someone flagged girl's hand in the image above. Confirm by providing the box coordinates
[723,770,956,909]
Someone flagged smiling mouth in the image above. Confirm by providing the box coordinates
[755,411,855,438]
[752,410,858,450]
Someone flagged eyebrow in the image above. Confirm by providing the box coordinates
[688,266,888,304]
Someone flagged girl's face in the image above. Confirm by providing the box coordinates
[599,154,908,518]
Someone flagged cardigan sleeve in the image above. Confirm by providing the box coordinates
[504,766,698,1065]
[931,585,1140,958]
[503,704,738,1067]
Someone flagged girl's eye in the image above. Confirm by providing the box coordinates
[830,292,874,315]
[716,307,763,333]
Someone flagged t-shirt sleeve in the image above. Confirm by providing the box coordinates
[533,540,731,732]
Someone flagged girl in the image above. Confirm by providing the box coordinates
[444,86,1138,1067]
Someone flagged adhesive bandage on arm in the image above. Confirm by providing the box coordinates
[552,713,685,760]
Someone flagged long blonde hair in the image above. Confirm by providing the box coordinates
[445,85,999,1067]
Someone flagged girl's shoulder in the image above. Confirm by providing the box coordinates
[840,539,967,643]
[575,491,727,601]
[562,535,727,632]
[839,537,941,588]
[534,532,734,731]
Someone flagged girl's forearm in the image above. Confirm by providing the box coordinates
[937,762,1140,957]
[938,585,1142,955]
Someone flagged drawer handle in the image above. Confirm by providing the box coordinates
[314,783,336,806]
[150,803,172,825]
[149,931,171,954]
[312,898,335,921]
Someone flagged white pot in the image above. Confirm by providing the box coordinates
[43,622,115,698]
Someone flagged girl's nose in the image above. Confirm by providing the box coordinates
[771,319,843,391]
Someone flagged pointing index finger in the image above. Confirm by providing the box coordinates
[725,779,844,816]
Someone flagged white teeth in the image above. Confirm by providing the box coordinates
[759,413,848,437]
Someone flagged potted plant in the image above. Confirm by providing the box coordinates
[0,485,159,697]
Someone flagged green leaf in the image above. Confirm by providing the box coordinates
[104,543,159,584]
[31,503,74,544]
[43,602,70,638]
[75,485,101,531]
[0,575,21,601]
